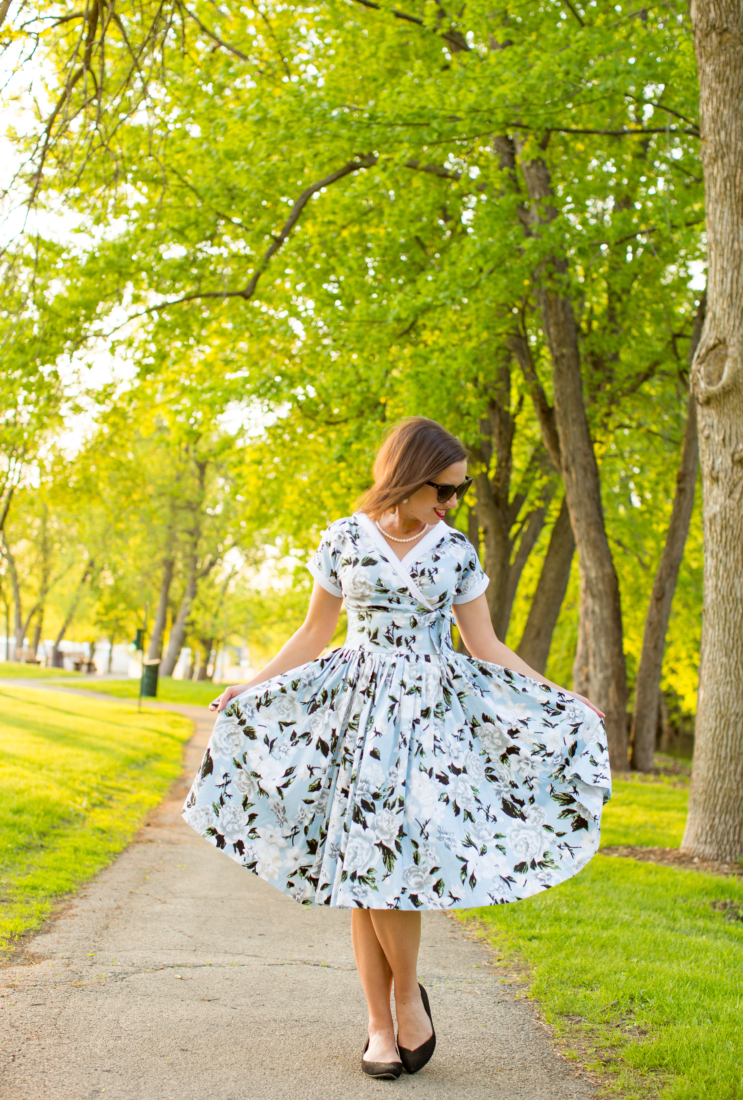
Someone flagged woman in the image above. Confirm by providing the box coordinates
[183,417,611,1080]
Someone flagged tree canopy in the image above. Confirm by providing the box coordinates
[0,0,705,769]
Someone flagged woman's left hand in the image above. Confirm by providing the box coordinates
[209,683,249,712]
[567,691,605,719]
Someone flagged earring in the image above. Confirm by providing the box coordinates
[402,498,408,503]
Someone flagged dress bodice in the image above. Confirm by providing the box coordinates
[308,512,490,628]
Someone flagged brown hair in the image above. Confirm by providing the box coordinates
[356,417,467,520]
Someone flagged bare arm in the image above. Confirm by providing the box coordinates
[453,594,604,718]
[210,582,344,712]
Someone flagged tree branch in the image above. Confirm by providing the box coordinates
[626,96,699,130]
[178,3,249,61]
[547,125,700,138]
[49,11,87,29]
[29,65,85,204]
[588,218,704,248]
[508,327,562,473]
[147,155,378,312]
[350,0,470,52]
[404,158,462,180]
[0,483,15,535]
[562,0,585,27]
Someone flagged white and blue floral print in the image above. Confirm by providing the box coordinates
[183,513,611,910]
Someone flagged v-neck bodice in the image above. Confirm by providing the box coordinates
[364,515,446,569]
[305,513,490,657]
[307,513,490,619]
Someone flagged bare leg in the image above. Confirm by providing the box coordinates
[351,910,397,1062]
[352,910,433,1061]
[369,911,432,1051]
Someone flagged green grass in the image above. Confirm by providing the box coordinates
[463,774,743,1099]
[600,773,689,848]
[0,687,192,954]
[0,662,224,705]
[0,660,79,679]
[77,676,221,707]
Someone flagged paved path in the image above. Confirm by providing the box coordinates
[0,688,594,1100]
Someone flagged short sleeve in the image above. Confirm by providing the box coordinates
[452,542,489,605]
[307,527,343,597]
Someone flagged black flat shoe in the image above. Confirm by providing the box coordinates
[361,1038,403,1079]
[398,982,436,1075]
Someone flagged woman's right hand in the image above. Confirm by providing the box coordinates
[208,683,249,713]
[206,583,343,714]
[566,691,605,719]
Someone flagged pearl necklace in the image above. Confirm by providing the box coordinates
[375,519,431,543]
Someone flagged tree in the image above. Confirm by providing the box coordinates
[3,0,706,746]
[71,360,264,677]
[516,495,575,675]
[158,450,224,677]
[0,489,73,661]
[511,146,628,767]
[681,0,743,861]
[630,295,704,770]
[50,557,96,666]
[0,247,66,543]
[467,363,557,639]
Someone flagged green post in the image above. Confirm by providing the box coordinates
[141,658,160,698]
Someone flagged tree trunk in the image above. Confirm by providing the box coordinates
[147,556,175,660]
[0,482,15,536]
[554,338,628,768]
[30,608,44,660]
[572,568,591,698]
[518,150,629,769]
[476,471,512,637]
[197,637,214,680]
[630,300,705,770]
[682,0,743,860]
[501,502,550,636]
[2,539,25,660]
[517,495,575,675]
[469,329,555,642]
[473,357,515,638]
[659,692,677,755]
[31,505,51,662]
[0,579,9,660]
[452,508,480,655]
[467,505,479,552]
[160,569,199,676]
[12,602,24,659]
[51,559,94,663]
[475,437,552,639]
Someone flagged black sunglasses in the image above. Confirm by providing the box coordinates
[426,478,473,504]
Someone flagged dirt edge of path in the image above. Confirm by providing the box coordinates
[601,845,743,878]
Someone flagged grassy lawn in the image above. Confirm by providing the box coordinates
[463,772,743,1100]
[77,677,221,707]
[0,662,224,706]
[0,686,192,955]
[600,770,690,849]
[0,660,79,679]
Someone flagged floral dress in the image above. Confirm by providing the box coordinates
[183,513,611,910]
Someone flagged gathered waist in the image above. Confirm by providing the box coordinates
[344,608,453,656]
